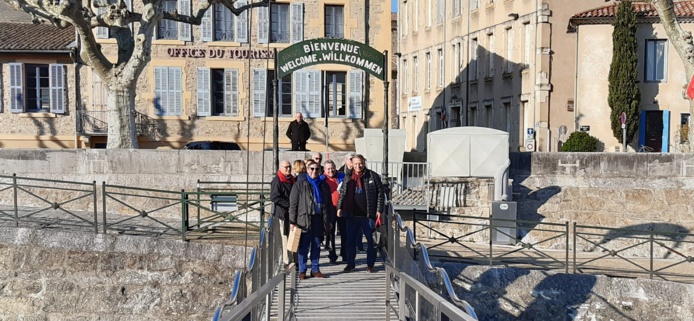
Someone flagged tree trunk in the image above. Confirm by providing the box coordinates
[106,84,138,149]
[650,0,694,151]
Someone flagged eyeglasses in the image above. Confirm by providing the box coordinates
[281,166,291,169]
[308,167,319,171]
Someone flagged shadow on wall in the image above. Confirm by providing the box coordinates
[589,223,690,260]
[408,44,524,152]
[303,117,365,151]
[31,117,68,149]
[444,265,638,321]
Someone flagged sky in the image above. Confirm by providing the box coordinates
[392,0,397,12]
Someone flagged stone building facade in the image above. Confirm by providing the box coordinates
[571,2,694,153]
[0,0,392,150]
[396,0,607,152]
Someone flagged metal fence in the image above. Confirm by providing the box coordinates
[0,174,265,241]
[367,161,430,209]
[410,211,694,283]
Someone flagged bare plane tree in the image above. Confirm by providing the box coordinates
[649,0,694,150]
[3,0,271,148]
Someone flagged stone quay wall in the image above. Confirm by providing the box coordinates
[440,263,694,321]
[0,227,248,320]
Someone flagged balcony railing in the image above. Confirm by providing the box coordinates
[77,110,154,136]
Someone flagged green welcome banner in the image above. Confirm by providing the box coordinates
[277,38,385,80]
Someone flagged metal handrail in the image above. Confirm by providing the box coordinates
[390,211,479,319]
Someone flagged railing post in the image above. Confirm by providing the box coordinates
[565,221,569,274]
[102,182,107,234]
[650,232,654,280]
[12,174,18,227]
[93,181,98,234]
[385,266,391,321]
[196,180,201,230]
[278,269,286,321]
[412,209,417,261]
[489,215,494,266]
[181,189,187,242]
[572,222,577,274]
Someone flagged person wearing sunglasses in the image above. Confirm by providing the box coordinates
[289,160,335,280]
[271,160,295,266]
[336,154,385,273]
[312,152,324,175]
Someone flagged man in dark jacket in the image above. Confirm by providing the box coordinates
[289,160,335,280]
[271,160,295,265]
[336,154,385,273]
[286,112,311,151]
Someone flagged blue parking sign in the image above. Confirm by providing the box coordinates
[527,128,535,136]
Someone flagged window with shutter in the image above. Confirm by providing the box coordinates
[25,64,50,112]
[258,6,269,44]
[291,2,304,43]
[157,0,178,39]
[236,0,248,43]
[253,69,267,117]
[324,5,344,38]
[96,6,109,39]
[307,70,321,118]
[213,3,235,41]
[49,64,66,114]
[348,70,363,119]
[294,70,309,116]
[197,68,211,116]
[92,72,108,112]
[224,69,239,116]
[179,0,191,41]
[9,63,23,113]
[270,3,290,43]
[267,70,293,117]
[324,71,346,117]
[154,66,182,116]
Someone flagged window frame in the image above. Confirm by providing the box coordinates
[157,0,179,40]
[645,39,668,83]
[323,71,348,118]
[270,3,291,43]
[324,5,345,38]
[267,70,294,118]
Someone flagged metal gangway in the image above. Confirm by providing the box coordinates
[213,198,479,321]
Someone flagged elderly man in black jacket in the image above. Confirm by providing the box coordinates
[289,160,334,279]
[286,112,311,151]
[271,160,295,266]
[336,154,385,273]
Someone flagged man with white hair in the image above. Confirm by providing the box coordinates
[338,152,356,176]
[286,112,311,151]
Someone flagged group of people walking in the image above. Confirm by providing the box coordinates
[270,152,386,280]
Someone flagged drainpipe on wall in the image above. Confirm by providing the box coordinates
[71,28,82,149]
[574,27,579,133]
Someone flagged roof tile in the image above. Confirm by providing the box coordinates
[573,1,694,19]
[0,22,74,51]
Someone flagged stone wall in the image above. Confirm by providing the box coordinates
[0,227,247,320]
[439,263,694,321]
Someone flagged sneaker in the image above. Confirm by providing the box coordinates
[299,272,307,280]
[343,265,355,272]
[311,271,327,278]
[367,266,374,273]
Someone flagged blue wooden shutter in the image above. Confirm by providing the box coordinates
[294,70,308,116]
[49,64,66,114]
[258,6,269,44]
[253,69,267,117]
[638,110,646,150]
[291,2,304,43]
[349,70,364,118]
[236,0,248,43]
[308,70,321,117]
[179,0,192,41]
[225,69,239,116]
[201,8,213,42]
[662,110,670,153]
[9,63,23,113]
[196,68,211,116]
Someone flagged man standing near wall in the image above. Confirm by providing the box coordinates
[287,112,311,151]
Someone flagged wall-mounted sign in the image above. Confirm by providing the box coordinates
[566,99,575,112]
[277,38,385,80]
[580,125,590,132]
[166,48,275,59]
[409,96,422,111]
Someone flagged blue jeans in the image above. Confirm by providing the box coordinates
[298,216,324,273]
[346,216,376,267]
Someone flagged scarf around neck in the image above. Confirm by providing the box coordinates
[351,170,364,190]
[306,175,323,204]
[277,170,295,184]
